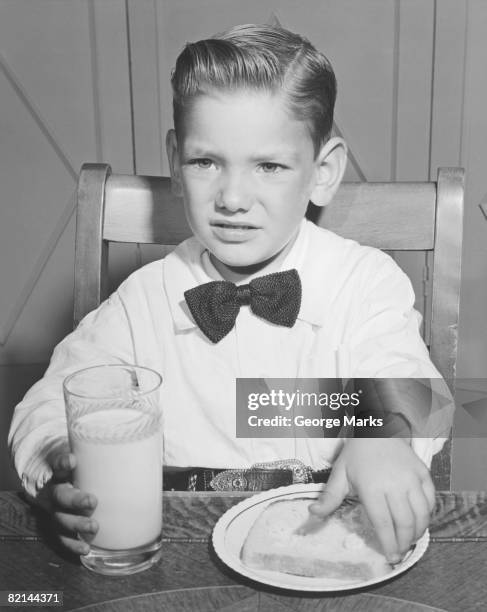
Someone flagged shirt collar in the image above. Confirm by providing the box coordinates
[163,218,328,331]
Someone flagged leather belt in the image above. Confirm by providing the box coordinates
[163,459,331,492]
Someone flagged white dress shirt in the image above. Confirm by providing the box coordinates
[8,220,452,497]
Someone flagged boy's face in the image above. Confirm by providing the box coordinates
[167,90,324,280]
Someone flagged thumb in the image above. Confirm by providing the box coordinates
[309,464,349,518]
[50,452,76,481]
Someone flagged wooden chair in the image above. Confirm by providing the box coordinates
[75,163,464,489]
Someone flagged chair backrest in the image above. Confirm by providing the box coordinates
[75,163,464,489]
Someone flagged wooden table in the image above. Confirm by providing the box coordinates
[1,490,487,611]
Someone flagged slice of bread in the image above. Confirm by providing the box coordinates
[240,497,390,582]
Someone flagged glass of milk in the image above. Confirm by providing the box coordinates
[63,364,163,575]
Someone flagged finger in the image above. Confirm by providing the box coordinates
[54,511,99,543]
[420,473,436,515]
[408,486,431,541]
[51,483,97,515]
[59,534,91,556]
[361,490,399,564]
[385,492,415,556]
[309,465,349,518]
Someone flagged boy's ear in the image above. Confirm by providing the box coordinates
[166,129,183,197]
[309,137,348,207]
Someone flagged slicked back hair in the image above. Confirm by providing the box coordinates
[171,24,337,157]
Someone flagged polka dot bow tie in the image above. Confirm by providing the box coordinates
[184,269,302,343]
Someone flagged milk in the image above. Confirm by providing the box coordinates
[70,408,162,550]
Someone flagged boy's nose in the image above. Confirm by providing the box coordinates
[216,172,252,212]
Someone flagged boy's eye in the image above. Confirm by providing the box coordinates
[259,162,284,173]
[188,158,215,170]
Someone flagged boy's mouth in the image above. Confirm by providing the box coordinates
[211,221,258,229]
[210,220,258,229]
[210,221,259,242]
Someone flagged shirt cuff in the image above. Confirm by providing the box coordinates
[14,435,70,499]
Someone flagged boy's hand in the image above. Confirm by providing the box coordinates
[37,452,98,555]
[309,438,435,564]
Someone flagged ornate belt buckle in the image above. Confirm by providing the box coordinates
[251,458,313,484]
[209,458,312,491]
[210,469,248,491]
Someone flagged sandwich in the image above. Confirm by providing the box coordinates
[240,498,391,582]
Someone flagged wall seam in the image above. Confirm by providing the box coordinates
[88,0,103,162]
[125,0,137,174]
[391,0,400,181]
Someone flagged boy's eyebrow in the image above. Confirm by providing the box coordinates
[181,143,214,156]
[250,150,300,163]
[182,142,300,162]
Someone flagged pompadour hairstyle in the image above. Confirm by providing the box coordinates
[171,24,337,156]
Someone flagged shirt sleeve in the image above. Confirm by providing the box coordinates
[8,292,136,498]
[347,251,455,465]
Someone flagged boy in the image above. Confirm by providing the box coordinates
[9,24,451,566]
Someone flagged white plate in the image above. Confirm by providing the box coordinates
[212,483,429,592]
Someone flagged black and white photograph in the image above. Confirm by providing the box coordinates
[1,1,486,610]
